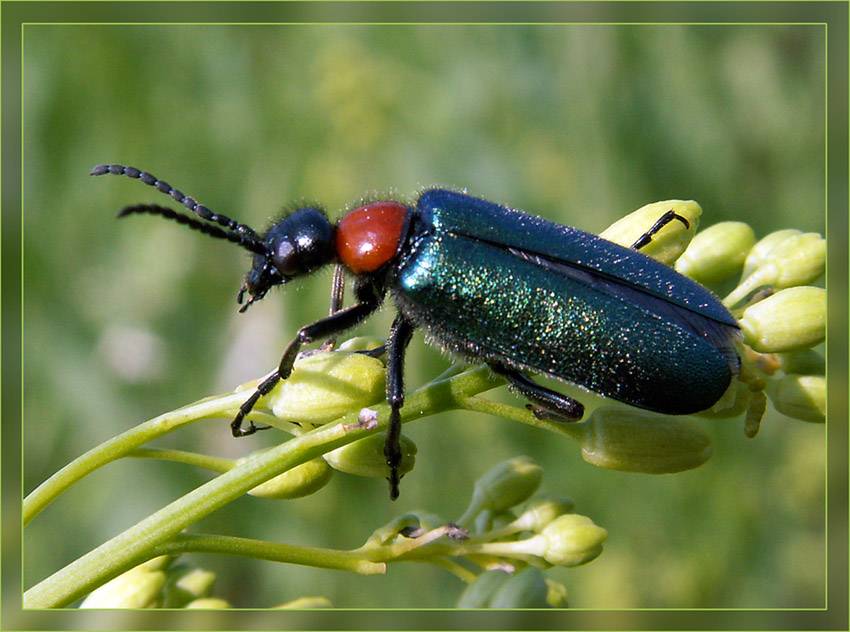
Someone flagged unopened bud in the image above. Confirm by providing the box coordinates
[725,232,825,307]
[337,336,386,353]
[162,566,216,607]
[238,455,332,499]
[767,374,826,423]
[581,408,712,473]
[274,596,333,608]
[512,496,575,533]
[460,457,543,526]
[741,229,801,279]
[674,222,756,285]
[364,514,422,547]
[545,578,569,608]
[739,286,825,352]
[539,514,608,567]
[324,432,416,478]
[184,597,230,609]
[778,349,825,376]
[600,200,701,265]
[268,351,385,427]
[80,562,167,608]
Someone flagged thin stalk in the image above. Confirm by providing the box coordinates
[126,448,234,473]
[154,534,385,575]
[24,366,500,608]
[23,391,252,525]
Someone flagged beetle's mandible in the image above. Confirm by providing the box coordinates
[92,163,740,499]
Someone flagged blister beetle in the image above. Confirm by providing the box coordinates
[92,164,740,499]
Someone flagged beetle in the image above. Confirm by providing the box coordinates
[92,163,740,499]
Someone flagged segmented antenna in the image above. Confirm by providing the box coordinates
[118,204,268,256]
[91,163,258,237]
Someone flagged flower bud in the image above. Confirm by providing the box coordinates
[364,514,422,546]
[337,336,386,353]
[767,374,826,423]
[739,287,825,352]
[674,222,756,285]
[462,457,543,524]
[237,456,332,499]
[324,432,416,478]
[778,349,825,376]
[756,232,825,287]
[274,596,333,608]
[489,567,550,608]
[512,496,575,533]
[457,570,511,608]
[184,597,230,609]
[540,514,607,567]
[725,232,825,307]
[162,566,216,607]
[741,229,801,279]
[267,351,386,427]
[80,562,167,608]
[580,408,712,473]
[545,578,569,608]
[600,200,701,265]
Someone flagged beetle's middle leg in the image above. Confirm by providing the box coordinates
[385,314,415,500]
[489,363,584,422]
[318,264,347,351]
[231,288,382,437]
[630,210,690,251]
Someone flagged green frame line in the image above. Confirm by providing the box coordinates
[14,14,837,622]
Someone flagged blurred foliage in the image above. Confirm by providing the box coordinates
[23,24,825,609]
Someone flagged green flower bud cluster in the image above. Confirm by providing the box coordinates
[79,557,228,609]
[439,458,602,607]
[79,555,333,609]
[602,208,825,429]
[338,457,601,608]
[79,556,173,608]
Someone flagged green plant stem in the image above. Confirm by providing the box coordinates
[155,534,385,575]
[23,391,253,525]
[24,366,501,609]
[127,448,234,473]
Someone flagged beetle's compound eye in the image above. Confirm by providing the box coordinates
[265,208,335,278]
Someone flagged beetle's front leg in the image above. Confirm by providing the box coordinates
[384,314,415,500]
[231,291,382,437]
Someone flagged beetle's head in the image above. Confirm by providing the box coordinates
[238,208,336,312]
[91,164,337,314]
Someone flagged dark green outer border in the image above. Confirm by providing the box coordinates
[2,2,847,630]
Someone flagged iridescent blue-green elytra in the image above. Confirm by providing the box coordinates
[392,189,740,414]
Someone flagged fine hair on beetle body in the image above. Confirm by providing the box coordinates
[92,163,741,500]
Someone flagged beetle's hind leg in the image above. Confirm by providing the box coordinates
[630,210,690,251]
[489,363,584,422]
[384,314,415,500]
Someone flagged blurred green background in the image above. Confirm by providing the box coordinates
[23,24,825,610]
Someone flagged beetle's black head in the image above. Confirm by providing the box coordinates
[91,164,337,314]
[238,208,336,312]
